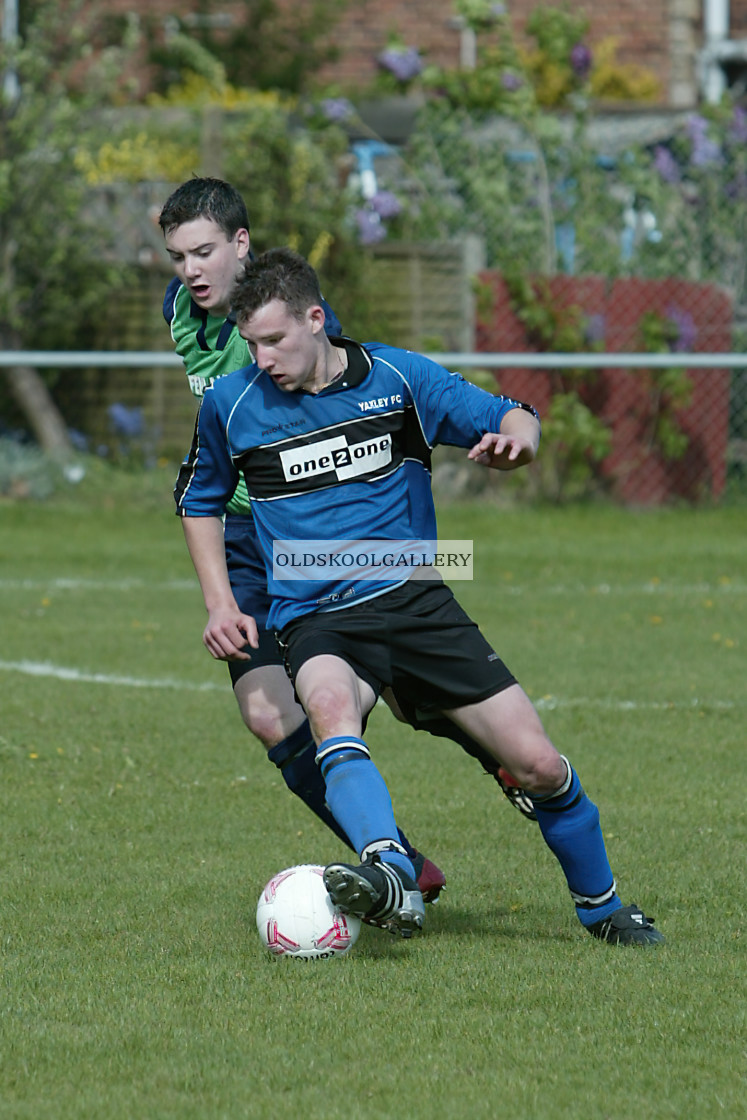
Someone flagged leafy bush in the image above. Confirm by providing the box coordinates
[0,0,137,350]
[144,0,350,96]
[367,2,745,312]
[421,2,659,111]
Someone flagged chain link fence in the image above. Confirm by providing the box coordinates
[473,274,742,504]
[2,342,744,506]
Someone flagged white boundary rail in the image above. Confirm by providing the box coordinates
[0,351,746,369]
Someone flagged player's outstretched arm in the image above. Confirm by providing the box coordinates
[182,515,259,660]
[467,406,540,471]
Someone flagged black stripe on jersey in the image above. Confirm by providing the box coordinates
[190,301,211,352]
[512,400,541,423]
[174,413,201,512]
[216,317,235,350]
[190,299,235,353]
[236,404,431,501]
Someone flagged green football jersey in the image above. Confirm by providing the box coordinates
[164,278,251,514]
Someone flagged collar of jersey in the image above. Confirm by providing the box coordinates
[304,336,372,394]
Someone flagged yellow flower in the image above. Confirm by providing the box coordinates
[308,231,334,271]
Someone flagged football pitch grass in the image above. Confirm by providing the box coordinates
[1,472,745,1119]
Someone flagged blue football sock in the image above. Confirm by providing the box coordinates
[530,756,622,927]
[317,736,415,880]
[268,724,417,860]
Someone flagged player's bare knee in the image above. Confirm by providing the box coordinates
[235,691,296,747]
[516,743,567,795]
[305,681,358,729]
[241,708,287,749]
[233,669,306,748]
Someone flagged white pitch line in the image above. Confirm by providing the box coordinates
[0,577,743,596]
[0,578,198,592]
[0,659,738,710]
[0,659,226,692]
[506,582,746,596]
[533,695,738,712]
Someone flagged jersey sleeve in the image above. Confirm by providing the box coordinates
[163,276,181,325]
[174,388,240,518]
[391,350,539,449]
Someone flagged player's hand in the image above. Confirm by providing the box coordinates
[467,432,536,471]
[202,607,259,661]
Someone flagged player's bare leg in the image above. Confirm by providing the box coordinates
[443,685,664,946]
[296,655,425,936]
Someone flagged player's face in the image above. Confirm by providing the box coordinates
[164,217,250,316]
[239,300,327,392]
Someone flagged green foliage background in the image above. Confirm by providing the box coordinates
[2,0,746,501]
[0,1,135,348]
[5,0,747,345]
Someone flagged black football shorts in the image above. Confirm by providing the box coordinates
[278,578,516,710]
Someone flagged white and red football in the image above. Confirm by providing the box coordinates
[256,864,361,960]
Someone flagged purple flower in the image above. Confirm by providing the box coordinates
[377,45,423,84]
[369,190,402,219]
[108,403,143,438]
[67,428,89,452]
[728,105,747,145]
[686,114,722,167]
[570,43,592,80]
[687,114,708,136]
[320,97,355,123]
[666,305,697,352]
[501,72,523,92]
[355,207,386,245]
[653,145,680,184]
[724,171,747,200]
[584,313,606,345]
[691,136,722,167]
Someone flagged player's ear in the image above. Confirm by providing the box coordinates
[308,305,327,334]
[235,227,251,260]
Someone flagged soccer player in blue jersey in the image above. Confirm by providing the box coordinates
[175,248,664,946]
[160,178,452,900]
[160,179,536,906]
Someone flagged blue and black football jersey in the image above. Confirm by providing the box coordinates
[176,337,538,631]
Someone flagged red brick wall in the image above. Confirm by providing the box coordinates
[308,0,673,92]
[310,0,464,76]
[475,272,733,503]
[84,0,677,101]
[300,0,742,67]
